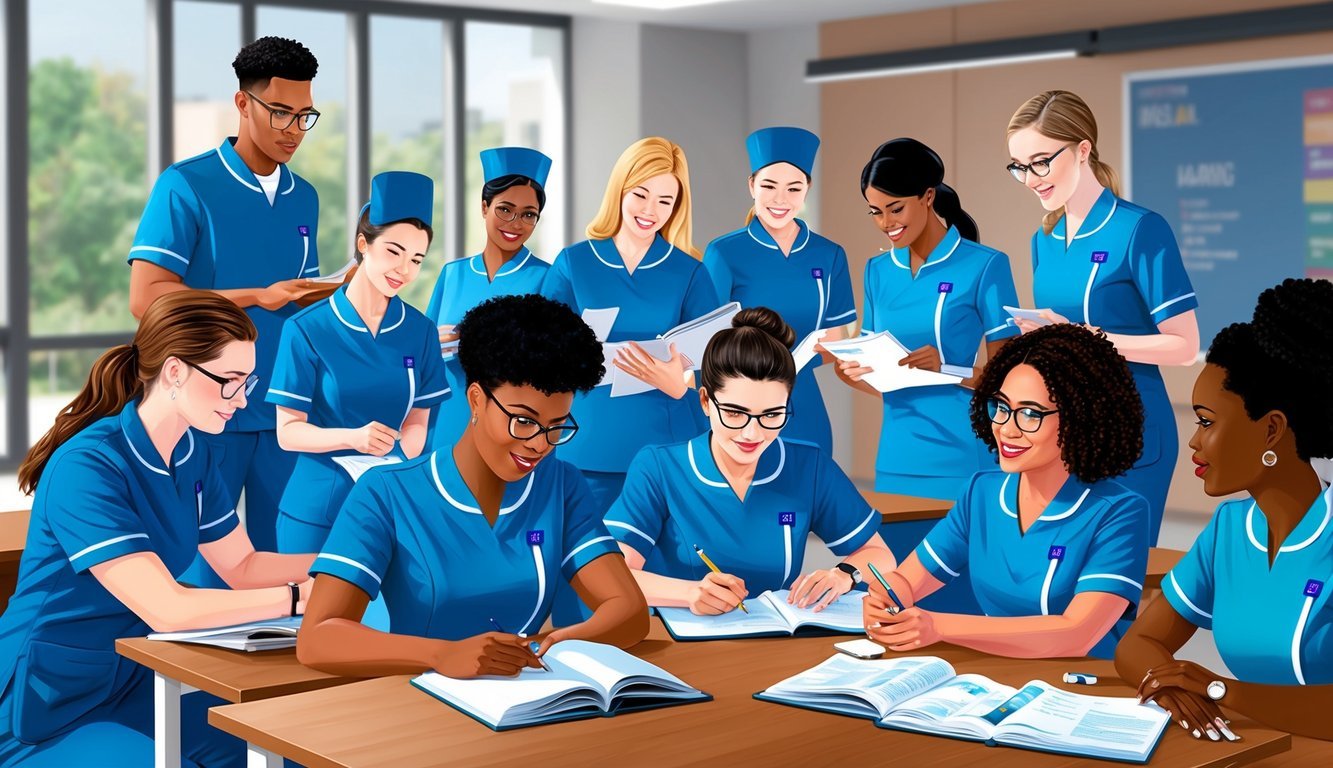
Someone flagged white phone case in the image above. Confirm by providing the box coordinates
[833,638,886,659]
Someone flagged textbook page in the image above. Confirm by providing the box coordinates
[331,455,402,483]
[762,655,956,719]
[988,681,1170,762]
[661,302,741,370]
[764,589,866,633]
[581,307,619,343]
[822,333,962,393]
[656,597,794,638]
[878,674,1018,740]
[546,640,698,700]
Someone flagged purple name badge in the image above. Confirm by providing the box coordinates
[811,268,824,279]
[298,225,309,236]
[194,481,202,494]
[938,281,954,294]
[1048,545,1066,560]
[1091,251,1108,263]
[778,512,796,526]
[1305,579,1324,598]
[527,530,544,546]
[403,356,415,369]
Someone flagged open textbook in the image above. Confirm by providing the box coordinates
[821,332,965,392]
[410,639,710,730]
[657,590,866,640]
[332,454,402,483]
[604,302,741,397]
[756,655,1169,764]
[147,616,303,652]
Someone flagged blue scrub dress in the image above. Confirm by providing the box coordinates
[424,248,548,449]
[267,286,449,554]
[605,434,880,593]
[915,470,1151,659]
[704,218,856,454]
[310,449,622,639]
[1031,188,1197,543]
[1164,487,1333,685]
[0,403,245,767]
[129,137,319,586]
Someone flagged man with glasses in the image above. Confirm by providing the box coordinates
[127,36,331,585]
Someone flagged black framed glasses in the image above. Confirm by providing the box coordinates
[187,362,259,400]
[244,91,320,131]
[987,398,1059,434]
[709,394,791,431]
[491,203,540,227]
[1006,144,1073,183]
[482,386,578,445]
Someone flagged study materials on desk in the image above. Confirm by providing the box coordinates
[147,616,303,652]
[1003,305,1054,327]
[332,454,402,482]
[755,655,1169,764]
[409,639,711,731]
[821,332,963,393]
[580,307,620,343]
[606,302,743,397]
[656,590,866,640]
[307,258,356,285]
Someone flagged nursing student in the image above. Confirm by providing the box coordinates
[703,127,856,453]
[606,308,895,615]
[267,171,448,556]
[1006,90,1200,544]
[864,324,1151,660]
[296,294,648,677]
[425,147,552,448]
[1117,278,1333,742]
[127,37,332,586]
[0,292,315,767]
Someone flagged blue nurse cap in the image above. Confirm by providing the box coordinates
[362,171,434,228]
[746,127,820,176]
[480,147,553,187]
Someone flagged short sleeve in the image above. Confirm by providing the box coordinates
[411,318,451,408]
[44,451,154,573]
[809,448,878,557]
[310,475,396,599]
[681,262,722,322]
[861,259,880,333]
[822,245,858,328]
[266,320,319,413]
[979,250,1021,341]
[702,240,735,302]
[540,248,578,311]
[913,475,976,583]
[1129,213,1198,325]
[1073,491,1151,608]
[558,463,621,581]
[603,447,671,557]
[1162,506,1222,630]
[128,168,201,277]
[196,446,240,544]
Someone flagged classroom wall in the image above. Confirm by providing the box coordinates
[818,0,1333,519]
[571,17,644,234]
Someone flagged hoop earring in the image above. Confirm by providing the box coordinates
[1262,450,1278,467]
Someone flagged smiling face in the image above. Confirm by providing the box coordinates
[700,376,790,469]
[168,340,257,434]
[483,182,540,255]
[991,363,1064,475]
[864,185,934,250]
[238,76,314,165]
[1006,126,1087,212]
[748,162,809,230]
[1189,363,1275,497]
[619,172,680,240]
[357,222,428,298]
[468,382,575,483]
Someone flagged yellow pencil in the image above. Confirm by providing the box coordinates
[693,544,748,613]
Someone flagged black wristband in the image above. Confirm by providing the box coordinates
[288,581,300,617]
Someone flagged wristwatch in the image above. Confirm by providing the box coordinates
[835,563,862,586]
[1206,680,1227,701]
[287,582,300,617]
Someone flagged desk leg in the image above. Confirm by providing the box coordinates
[154,673,182,768]
[247,743,282,768]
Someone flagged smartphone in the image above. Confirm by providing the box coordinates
[834,639,886,659]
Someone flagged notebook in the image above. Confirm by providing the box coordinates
[409,639,711,730]
[332,454,402,482]
[608,302,741,397]
[821,332,964,392]
[656,590,866,640]
[756,655,1169,764]
[147,616,303,652]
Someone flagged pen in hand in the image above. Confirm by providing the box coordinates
[866,563,906,615]
[693,544,749,614]
[488,617,551,671]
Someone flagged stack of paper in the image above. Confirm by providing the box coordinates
[601,303,742,398]
[822,332,963,393]
[148,616,303,652]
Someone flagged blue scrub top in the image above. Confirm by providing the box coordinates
[704,218,856,454]
[129,137,320,433]
[0,402,238,744]
[540,235,721,474]
[915,471,1150,659]
[605,433,879,593]
[310,449,621,639]
[1164,487,1333,685]
[862,226,1020,498]
[424,248,549,448]
[267,286,449,528]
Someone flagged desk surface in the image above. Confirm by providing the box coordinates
[210,621,1289,768]
[0,509,30,564]
[116,637,356,704]
[866,490,953,523]
[1146,548,1186,591]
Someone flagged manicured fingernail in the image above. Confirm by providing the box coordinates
[1181,720,1189,729]
[1151,680,1159,688]
[1216,719,1239,741]
[1206,728,1219,741]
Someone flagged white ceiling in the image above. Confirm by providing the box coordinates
[415,0,997,32]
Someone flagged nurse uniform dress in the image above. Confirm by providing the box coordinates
[0,403,245,767]
[605,434,880,593]
[704,127,856,454]
[914,470,1151,659]
[425,148,552,449]
[1164,485,1333,685]
[1031,188,1197,543]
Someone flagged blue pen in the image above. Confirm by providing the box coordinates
[866,563,906,614]
[488,618,550,671]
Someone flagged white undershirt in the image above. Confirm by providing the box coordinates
[256,166,281,205]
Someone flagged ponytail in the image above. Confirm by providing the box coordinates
[931,183,979,242]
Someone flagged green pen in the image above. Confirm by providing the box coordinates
[866,563,906,614]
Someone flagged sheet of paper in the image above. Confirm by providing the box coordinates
[581,307,620,343]
[791,328,827,373]
[307,258,356,285]
[822,333,962,393]
[1003,305,1053,327]
[332,454,402,482]
[609,340,671,398]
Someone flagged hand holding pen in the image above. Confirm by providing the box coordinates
[690,545,749,616]
[488,618,550,672]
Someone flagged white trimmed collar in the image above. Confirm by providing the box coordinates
[889,225,962,277]
[1243,485,1333,555]
[119,401,195,477]
[330,285,406,336]
[589,236,674,272]
[469,248,534,279]
[686,433,786,491]
[430,451,534,516]
[997,472,1091,523]
[745,217,811,254]
[1050,187,1118,241]
[215,137,290,197]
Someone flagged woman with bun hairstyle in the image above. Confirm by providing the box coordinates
[604,307,896,615]
[1007,90,1200,544]
[1117,278,1333,742]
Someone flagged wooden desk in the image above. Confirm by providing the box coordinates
[864,489,953,524]
[210,621,1290,768]
[0,509,31,615]
[1146,547,1186,591]
[116,638,357,768]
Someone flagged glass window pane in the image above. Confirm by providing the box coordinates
[370,15,446,313]
[27,348,102,448]
[28,0,146,336]
[172,0,241,162]
[257,6,348,280]
[465,22,566,261]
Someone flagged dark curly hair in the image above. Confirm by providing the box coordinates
[969,324,1143,483]
[700,307,797,394]
[483,174,547,212]
[233,37,319,91]
[1206,278,1333,461]
[456,294,603,395]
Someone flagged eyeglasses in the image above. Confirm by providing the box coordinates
[987,398,1059,434]
[1005,144,1073,183]
[482,386,578,445]
[187,361,259,400]
[491,203,540,227]
[710,394,791,431]
[244,91,320,132]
